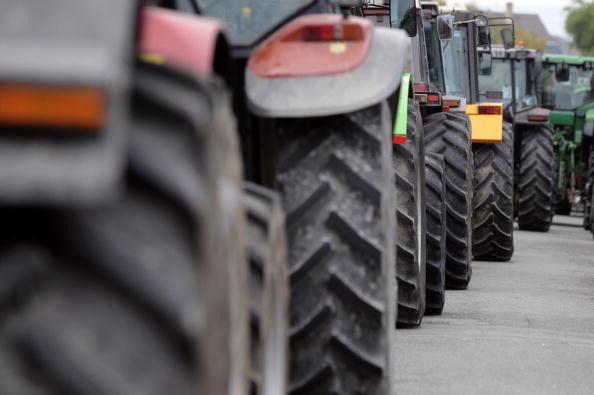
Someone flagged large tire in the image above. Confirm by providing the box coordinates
[517,124,555,231]
[0,64,249,395]
[244,183,289,395]
[276,102,396,395]
[585,150,594,230]
[424,111,474,290]
[472,121,514,261]
[424,153,447,315]
[394,99,426,327]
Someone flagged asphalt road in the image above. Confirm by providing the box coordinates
[394,215,594,394]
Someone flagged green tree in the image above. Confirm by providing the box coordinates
[566,0,594,56]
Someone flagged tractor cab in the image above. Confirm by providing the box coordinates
[481,46,548,125]
[438,8,505,143]
[364,0,453,116]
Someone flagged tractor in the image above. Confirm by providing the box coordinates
[480,45,557,232]
[364,0,476,323]
[0,0,412,394]
[540,54,594,222]
[436,8,516,261]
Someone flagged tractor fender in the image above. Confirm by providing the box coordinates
[0,0,137,207]
[514,107,551,126]
[245,27,411,118]
[138,7,230,80]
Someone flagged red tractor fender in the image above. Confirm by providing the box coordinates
[138,7,228,78]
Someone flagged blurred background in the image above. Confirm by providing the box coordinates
[441,0,594,55]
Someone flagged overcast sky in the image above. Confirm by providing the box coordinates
[452,0,574,38]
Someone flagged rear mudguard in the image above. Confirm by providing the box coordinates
[0,0,137,207]
[138,7,230,81]
[245,27,410,118]
[514,107,551,126]
[466,103,504,143]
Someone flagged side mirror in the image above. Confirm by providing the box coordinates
[391,0,417,37]
[555,62,570,82]
[475,15,488,27]
[437,14,454,40]
[479,52,493,75]
[501,28,515,49]
[477,26,491,48]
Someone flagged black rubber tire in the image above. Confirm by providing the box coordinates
[424,111,474,290]
[244,183,289,395]
[517,124,555,231]
[394,99,426,327]
[424,153,447,315]
[585,151,594,230]
[0,63,248,395]
[276,102,396,395]
[472,121,514,261]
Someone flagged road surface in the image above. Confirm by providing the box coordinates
[394,215,594,394]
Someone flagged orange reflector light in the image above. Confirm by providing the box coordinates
[428,94,440,103]
[528,115,548,121]
[295,24,364,41]
[478,106,501,115]
[393,135,406,144]
[442,99,460,107]
[0,84,105,131]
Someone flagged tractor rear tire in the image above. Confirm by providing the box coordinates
[276,102,396,395]
[244,183,289,395]
[0,64,249,395]
[424,153,446,315]
[424,111,474,290]
[517,124,555,231]
[585,151,594,230]
[472,121,514,261]
[394,99,426,327]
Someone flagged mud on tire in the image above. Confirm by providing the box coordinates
[276,102,396,395]
[393,99,426,327]
[424,111,474,290]
[0,63,248,395]
[472,121,514,261]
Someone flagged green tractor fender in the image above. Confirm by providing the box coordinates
[393,72,414,144]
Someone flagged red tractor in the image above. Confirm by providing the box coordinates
[0,0,412,394]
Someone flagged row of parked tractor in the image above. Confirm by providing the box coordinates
[0,0,591,394]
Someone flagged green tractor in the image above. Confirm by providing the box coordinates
[540,54,594,220]
[436,8,516,261]
[480,45,557,232]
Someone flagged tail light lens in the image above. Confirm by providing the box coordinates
[478,106,502,115]
[297,24,365,42]
[427,94,440,103]
[248,15,372,78]
[0,84,105,131]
